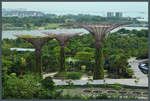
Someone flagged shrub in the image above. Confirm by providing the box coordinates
[2,74,41,99]
[125,68,134,78]
[38,88,62,99]
[83,95,88,100]
[41,77,55,90]
[3,74,61,99]
[54,72,67,79]
[95,94,109,99]
[60,94,82,99]
[81,65,86,72]
[112,83,123,90]
[54,72,83,80]
[66,72,83,80]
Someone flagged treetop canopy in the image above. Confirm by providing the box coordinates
[15,34,56,39]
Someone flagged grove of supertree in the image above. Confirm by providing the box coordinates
[73,23,127,79]
[15,35,55,76]
[43,32,82,74]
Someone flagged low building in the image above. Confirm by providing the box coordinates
[3,10,45,17]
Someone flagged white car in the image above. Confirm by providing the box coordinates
[140,64,146,67]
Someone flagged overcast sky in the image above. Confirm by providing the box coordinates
[2,2,148,13]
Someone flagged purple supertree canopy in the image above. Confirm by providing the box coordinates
[15,34,56,74]
[73,23,128,47]
[15,35,55,49]
[43,32,82,46]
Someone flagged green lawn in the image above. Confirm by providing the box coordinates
[47,24,60,28]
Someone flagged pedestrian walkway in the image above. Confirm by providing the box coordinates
[128,58,148,87]
[53,79,147,87]
[128,58,148,79]
[43,58,148,87]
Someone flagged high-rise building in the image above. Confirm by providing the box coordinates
[115,12,123,17]
[107,12,114,17]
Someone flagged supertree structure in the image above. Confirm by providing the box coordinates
[73,23,128,79]
[43,32,82,73]
[15,35,55,76]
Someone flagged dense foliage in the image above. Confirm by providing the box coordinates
[2,14,141,30]
[2,29,148,78]
[2,29,148,99]
[66,72,83,80]
[2,72,61,99]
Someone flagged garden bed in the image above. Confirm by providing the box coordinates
[57,86,148,99]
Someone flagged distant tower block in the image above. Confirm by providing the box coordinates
[115,12,123,17]
[107,12,114,17]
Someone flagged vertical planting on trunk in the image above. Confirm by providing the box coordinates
[94,46,104,79]
[73,23,127,80]
[15,35,55,77]
[35,49,42,74]
[43,32,82,74]
[60,46,65,72]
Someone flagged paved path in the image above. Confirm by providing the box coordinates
[53,78,147,87]
[43,72,57,79]
[43,58,148,87]
[128,58,148,79]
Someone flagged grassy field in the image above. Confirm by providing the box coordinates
[46,24,60,28]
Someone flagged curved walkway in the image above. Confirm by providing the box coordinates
[128,58,148,79]
[43,58,148,87]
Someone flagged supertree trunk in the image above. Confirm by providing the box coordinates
[35,49,42,76]
[15,35,55,78]
[73,23,128,80]
[93,46,104,80]
[59,46,66,73]
[42,32,81,76]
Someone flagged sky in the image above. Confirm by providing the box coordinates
[2,2,148,19]
[2,2,148,12]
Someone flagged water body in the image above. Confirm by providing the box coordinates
[2,27,148,39]
[46,11,148,21]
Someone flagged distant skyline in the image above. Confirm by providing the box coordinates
[2,2,148,20]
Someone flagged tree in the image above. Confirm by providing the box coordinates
[75,51,94,71]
